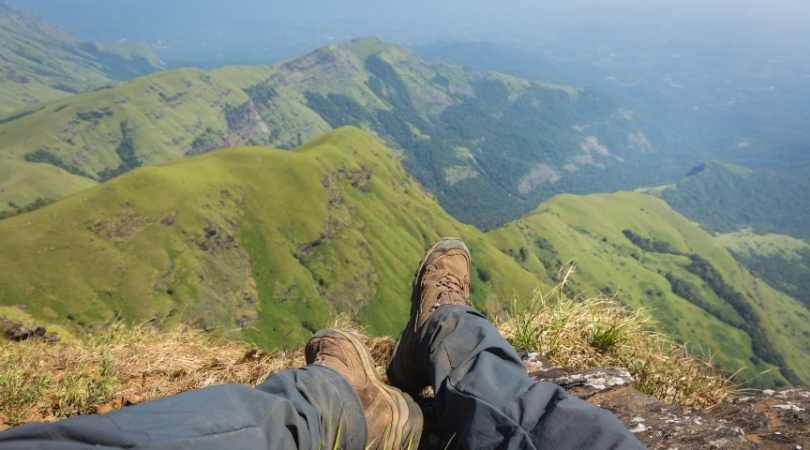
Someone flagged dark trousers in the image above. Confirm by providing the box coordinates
[0,366,366,450]
[422,305,645,450]
[0,306,644,450]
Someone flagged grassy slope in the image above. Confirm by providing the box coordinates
[490,192,810,387]
[0,160,95,210]
[0,4,162,116]
[0,37,656,229]
[718,230,810,309]
[0,128,539,349]
[718,230,810,256]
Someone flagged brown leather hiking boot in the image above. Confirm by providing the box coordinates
[306,329,423,450]
[387,238,472,395]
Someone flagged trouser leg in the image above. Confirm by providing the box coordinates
[421,305,645,450]
[0,365,366,450]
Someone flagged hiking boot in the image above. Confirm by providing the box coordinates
[306,329,423,450]
[387,238,472,395]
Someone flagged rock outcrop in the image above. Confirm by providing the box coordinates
[0,316,58,343]
[524,353,810,449]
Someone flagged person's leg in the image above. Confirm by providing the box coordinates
[0,365,366,450]
[422,305,644,449]
[389,238,645,450]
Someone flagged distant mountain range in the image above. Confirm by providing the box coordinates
[0,31,687,229]
[0,2,163,115]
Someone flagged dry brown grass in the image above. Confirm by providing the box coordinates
[497,266,734,408]
[0,320,395,428]
[1,275,733,429]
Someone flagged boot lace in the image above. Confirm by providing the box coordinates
[428,270,468,312]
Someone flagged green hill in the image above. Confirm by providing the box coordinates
[653,161,810,314]
[0,37,667,228]
[717,230,810,310]
[656,161,810,241]
[490,192,810,387]
[0,2,162,116]
[0,127,539,349]
[0,65,267,213]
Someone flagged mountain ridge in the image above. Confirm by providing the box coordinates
[0,36,668,229]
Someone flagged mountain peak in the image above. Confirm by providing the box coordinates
[305,37,406,64]
[337,36,398,58]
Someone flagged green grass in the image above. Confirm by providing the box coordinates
[0,365,50,424]
[0,160,96,211]
[718,230,810,310]
[0,127,539,350]
[490,192,810,387]
[718,229,809,258]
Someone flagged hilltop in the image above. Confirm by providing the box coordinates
[1,127,808,387]
[0,37,669,228]
[0,127,538,349]
[0,2,162,116]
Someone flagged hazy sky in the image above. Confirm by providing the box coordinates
[4,0,808,172]
[9,0,810,65]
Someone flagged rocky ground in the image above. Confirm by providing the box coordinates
[522,353,810,450]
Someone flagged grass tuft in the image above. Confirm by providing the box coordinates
[498,265,733,408]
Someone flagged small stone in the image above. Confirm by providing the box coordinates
[629,423,648,433]
[771,403,805,412]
